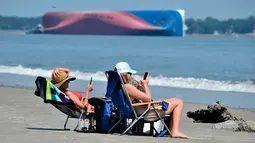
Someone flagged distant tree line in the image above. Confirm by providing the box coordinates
[186,16,255,34]
[0,15,41,30]
[0,15,254,34]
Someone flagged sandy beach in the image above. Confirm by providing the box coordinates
[0,86,254,143]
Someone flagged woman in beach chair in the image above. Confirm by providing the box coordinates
[51,68,94,111]
[114,62,188,139]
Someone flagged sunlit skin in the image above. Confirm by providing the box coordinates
[53,68,94,111]
[121,72,188,139]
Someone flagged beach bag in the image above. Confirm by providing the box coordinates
[89,97,125,133]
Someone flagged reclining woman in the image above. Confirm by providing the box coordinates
[114,62,188,139]
[51,68,94,111]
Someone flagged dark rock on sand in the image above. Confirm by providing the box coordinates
[187,101,236,123]
[187,101,255,132]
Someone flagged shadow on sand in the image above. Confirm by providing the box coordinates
[25,127,71,131]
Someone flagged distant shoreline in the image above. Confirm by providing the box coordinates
[185,33,255,37]
[0,29,254,37]
[0,29,27,34]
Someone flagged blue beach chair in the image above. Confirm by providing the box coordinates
[104,70,172,136]
[34,76,87,130]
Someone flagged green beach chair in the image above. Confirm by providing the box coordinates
[34,76,87,130]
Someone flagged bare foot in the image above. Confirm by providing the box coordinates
[171,131,188,139]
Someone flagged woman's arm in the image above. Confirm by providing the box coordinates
[65,84,93,110]
[65,91,85,109]
[52,68,70,77]
[125,83,152,102]
[124,72,152,102]
[142,83,152,100]
[82,83,93,107]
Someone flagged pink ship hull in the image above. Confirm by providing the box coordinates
[42,10,184,36]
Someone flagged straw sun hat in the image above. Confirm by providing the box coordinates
[51,71,76,88]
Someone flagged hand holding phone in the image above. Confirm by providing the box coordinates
[89,77,93,85]
[86,77,93,92]
[143,72,148,80]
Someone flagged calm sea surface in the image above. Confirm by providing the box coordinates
[0,33,254,108]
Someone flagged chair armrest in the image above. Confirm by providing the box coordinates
[132,100,162,107]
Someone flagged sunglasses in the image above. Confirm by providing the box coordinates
[127,72,132,75]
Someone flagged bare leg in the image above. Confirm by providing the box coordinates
[169,114,173,131]
[164,98,188,139]
[142,98,187,138]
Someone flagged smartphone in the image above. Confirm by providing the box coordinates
[89,77,93,85]
[143,72,148,80]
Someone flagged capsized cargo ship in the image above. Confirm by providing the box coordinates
[39,10,185,36]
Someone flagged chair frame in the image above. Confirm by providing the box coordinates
[35,76,88,131]
[105,71,172,136]
[51,104,86,130]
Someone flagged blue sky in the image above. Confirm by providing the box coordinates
[0,0,254,19]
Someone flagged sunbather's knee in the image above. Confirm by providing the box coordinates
[165,98,183,106]
[178,99,183,106]
[174,98,183,106]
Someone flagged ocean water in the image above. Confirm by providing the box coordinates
[0,33,254,108]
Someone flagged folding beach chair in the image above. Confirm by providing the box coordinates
[104,70,172,136]
[34,76,87,130]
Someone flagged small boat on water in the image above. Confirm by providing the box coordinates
[26,24,44,34]
[29,9,185,37]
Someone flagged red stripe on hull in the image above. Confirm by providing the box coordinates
[43,11,162,35]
